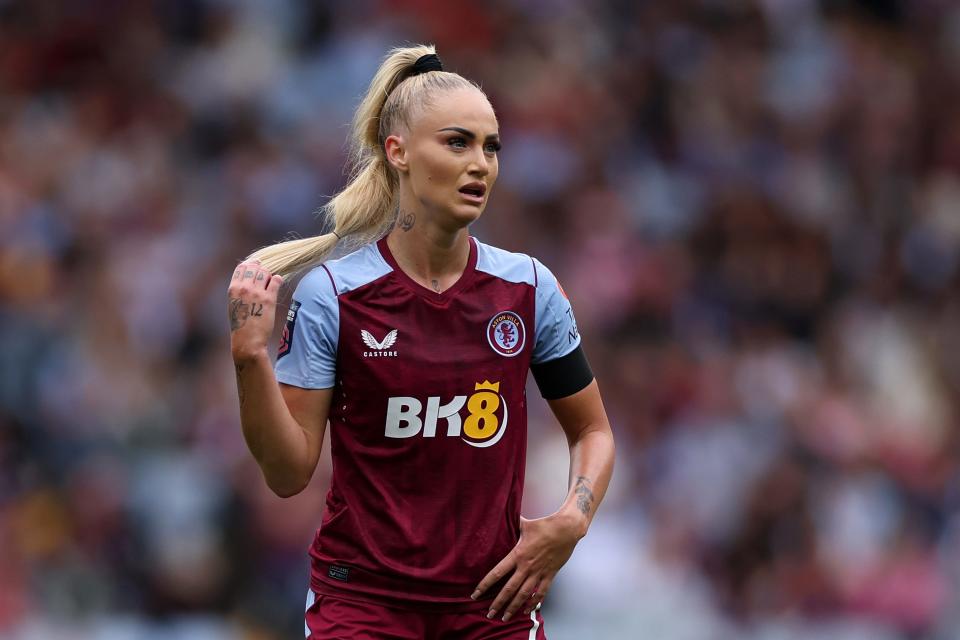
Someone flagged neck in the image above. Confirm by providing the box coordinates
[386,206,471,292]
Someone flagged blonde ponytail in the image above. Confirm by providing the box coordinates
[249,43,478,277]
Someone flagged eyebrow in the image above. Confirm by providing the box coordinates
[436,126,500,141]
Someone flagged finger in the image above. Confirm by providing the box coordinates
[472,552,517,600]
[501,574,540,622]
[267,274,284,293]
[232,266,243,281]
[240,264,259,282]
[240,263,273,284]
[523,577,552,615]
[487,570,527,621]
[522,594,541,616]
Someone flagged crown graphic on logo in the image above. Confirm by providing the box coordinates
[474,380,501,392]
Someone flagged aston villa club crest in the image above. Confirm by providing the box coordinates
[487,311,525,357]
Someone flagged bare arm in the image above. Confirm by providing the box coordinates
[546,379,616,538]
[473,378,615,621]
[229,261,331,497]
[235,353,331,497]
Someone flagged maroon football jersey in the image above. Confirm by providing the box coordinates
[275,237,582,605]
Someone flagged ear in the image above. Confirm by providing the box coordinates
[384,134,409,173]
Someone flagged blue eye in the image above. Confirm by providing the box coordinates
[448,137,468,149]
[485,141,502,153]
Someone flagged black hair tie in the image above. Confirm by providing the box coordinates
[410,53,443,76]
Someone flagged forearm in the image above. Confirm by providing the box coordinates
[235,350,314,496]
[557,425,615,538]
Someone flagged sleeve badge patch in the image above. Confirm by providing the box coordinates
[277,300,301,359]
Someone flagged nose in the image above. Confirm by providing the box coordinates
[467,148,490,177]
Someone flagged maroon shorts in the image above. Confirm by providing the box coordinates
[304,589,547,640]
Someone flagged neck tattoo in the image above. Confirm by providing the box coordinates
[432,279,441,293]
[398,210,416,232]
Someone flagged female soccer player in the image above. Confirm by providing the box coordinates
[227,45,615,639]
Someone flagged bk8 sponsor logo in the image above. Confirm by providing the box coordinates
[384,381,508,448]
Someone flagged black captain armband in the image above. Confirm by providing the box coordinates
[531,345,594,400]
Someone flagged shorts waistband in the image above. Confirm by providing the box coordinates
[310,561,502,611]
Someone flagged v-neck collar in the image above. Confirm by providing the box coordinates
[377,236,478,303]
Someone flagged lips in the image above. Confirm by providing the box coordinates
[459,182,486,197]
[458,182,487,205]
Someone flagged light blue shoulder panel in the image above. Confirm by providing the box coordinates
[531,257,581,365]
[274,244,393,388]
[324,242,394,295]
[475,240,537,286]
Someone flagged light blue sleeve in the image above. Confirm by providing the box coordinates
[274,266,338,389]
[532,258,581,365]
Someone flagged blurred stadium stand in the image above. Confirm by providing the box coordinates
[1,0,960,638]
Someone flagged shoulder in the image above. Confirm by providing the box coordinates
[472,239,563,294]
[474,238,538,287]
[307,242,393,297]
[293,263,337,301]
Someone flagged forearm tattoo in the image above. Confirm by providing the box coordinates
[573,476,595,516]
[398,210,416,231]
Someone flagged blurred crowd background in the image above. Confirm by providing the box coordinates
[2,0,960,638]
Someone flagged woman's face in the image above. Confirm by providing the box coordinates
[387,87,500,230]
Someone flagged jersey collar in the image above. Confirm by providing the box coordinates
[376,236,478,303]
